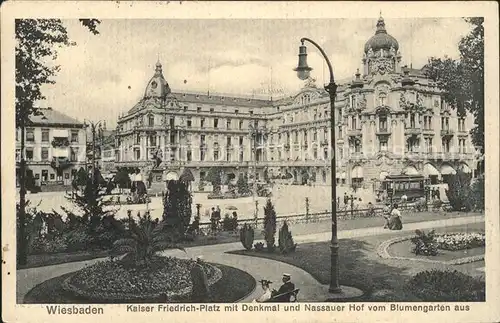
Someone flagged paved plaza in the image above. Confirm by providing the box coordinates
[17,215,484,303]
[20,184,382,221]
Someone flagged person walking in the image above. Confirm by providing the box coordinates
[387,203,403,230]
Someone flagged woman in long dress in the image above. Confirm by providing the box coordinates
[253,280,273,303]
[387,204,403,230]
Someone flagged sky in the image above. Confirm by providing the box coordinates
[38,17,472,128]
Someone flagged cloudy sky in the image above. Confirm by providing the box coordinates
[39,17,472,128]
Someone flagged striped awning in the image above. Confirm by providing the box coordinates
[440,164,457,175]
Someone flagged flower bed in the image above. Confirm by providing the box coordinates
[62,256,222,303]
[435,232,485,251]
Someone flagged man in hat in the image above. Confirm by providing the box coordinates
[272,273,295,301]
[190,256,211,302]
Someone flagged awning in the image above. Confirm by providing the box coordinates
[440,164,456,175]
[459,163,472,173]
[423,163,440,176]
[379,171,389,181]
[351,166,363,178]
[402,166,419,175]
[52,147,69,157]
[53,129,69,137]
[165,172,179,181]
[129,173,143,181]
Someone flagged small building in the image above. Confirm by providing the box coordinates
[16,107,87,191]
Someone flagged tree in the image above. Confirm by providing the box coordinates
[444,170,473,212]
[205,167,222,193]
[237,173,250,194]
[112,212,185,266]
[423,18,484,151]
[16,19,100,265]
[114,168,131,192]
[263,199,277,252]
[162,180,193,237]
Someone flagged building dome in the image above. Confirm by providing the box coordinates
[144,60,171,99]
[364,16,399,54]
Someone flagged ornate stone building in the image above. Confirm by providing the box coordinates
[115,16,479,191]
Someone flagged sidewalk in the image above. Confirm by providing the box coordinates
[16,215,484,303]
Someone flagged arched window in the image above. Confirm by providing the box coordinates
[378,93,387,106]
[148,115,154,126]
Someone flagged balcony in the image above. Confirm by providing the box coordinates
[284,143,290,150]
[320,140,329,146]
[422,128,434,136]
[457,128,468,136]
[440,129,454,138]
[376,128,391,136]
[50,157,72,170]
[404,127,421,135]
[347,128,362,137]
[51,138,70,148]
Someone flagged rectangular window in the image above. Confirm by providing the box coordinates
[213,150,219,161]
[49,173,55,180]
[41,148,49,161]
[169,117,175,128]
[71,148,79,161]
[379,116,388,131]
[410,114,416,128]
[379,140,388,152]
[71,130,79,143]
[26,148,34,160]
[187,118,192,128]
[26,129,35,142]
[42,129,50,142]
[187,150,192,161]
[227,136,231,146]
[239,136,243,145]
[64,173,70,179]
[249,110,254,115]
[239,120,243,129]
[197,107,202,113]
[210,108,214,113]
[226,119,231,129]
[200,118,205,128]
[214,118,218,128]
[16,149,21,162]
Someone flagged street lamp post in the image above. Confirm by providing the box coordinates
[84,120,104,188]
[294,38,341,293]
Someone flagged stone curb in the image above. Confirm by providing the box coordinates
[376,232,485,265]
[61,262,223,303]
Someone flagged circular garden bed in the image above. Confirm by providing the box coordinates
[380,232,485,265]
[24,257,256,303]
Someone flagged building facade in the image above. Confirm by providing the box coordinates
[115,16,480,191]
[16,107,87,189]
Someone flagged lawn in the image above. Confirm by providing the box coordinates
[228,222,485,302]
[23,263,255,304]
[19,211,481,269]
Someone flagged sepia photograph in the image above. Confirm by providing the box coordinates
[2,1,499,323]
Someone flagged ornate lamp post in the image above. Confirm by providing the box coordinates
[294,38,341,293]
[248,124,267,225]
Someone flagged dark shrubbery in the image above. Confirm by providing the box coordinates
[278,221,297,254]
[410,229,438,256]
[222,214,238,232]
[162,180,193,237]
[254,242,265,251]
[445,171,473,211]
[263,199,277,252]
[405,270,485,301]
[237,173,250,195]
[239,224,254,250]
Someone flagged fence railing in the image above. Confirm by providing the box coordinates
[196,202,451,231]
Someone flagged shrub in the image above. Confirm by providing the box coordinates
[263,199,277,252]
[410,229,438,256]
[432,199,443,210]
[239,224,254,250]
[445,171,473,211]
[278,221,297,254]
[237,173,250,195]
[254,242,265,252]
[468,175,485,211]
[162,180,193,237]
[405,269,485,301]
[435,232,485,251]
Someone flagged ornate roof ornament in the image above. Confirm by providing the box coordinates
[371,58,393,75]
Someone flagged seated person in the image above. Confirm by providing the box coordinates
[252,280,273,303]
[271,274,295,302]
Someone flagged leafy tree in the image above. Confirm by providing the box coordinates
[16,19,100,265]
[114,168,131,191]
[112,211,185,266]
[423,18,484,152]
[237,173,250,194]
[162,180,193,237]
[444,170,473,211]
[263,199,277,252]
[205,167,222,193]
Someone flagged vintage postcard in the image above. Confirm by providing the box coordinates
[2,1,499,323]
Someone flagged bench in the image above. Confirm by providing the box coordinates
[264,289,300,303]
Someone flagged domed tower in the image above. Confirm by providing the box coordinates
[362,16,402,76]
[144,60,171,99]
